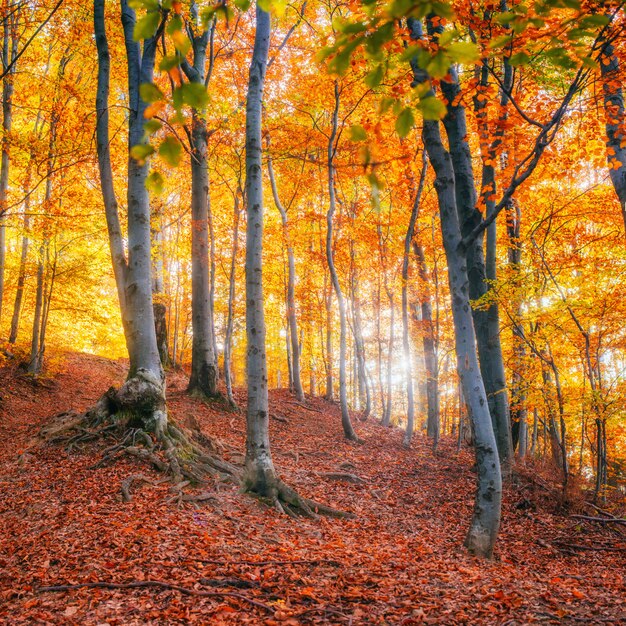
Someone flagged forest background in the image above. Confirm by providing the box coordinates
[0,0,625,563]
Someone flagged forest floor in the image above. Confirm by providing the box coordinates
[0,352,625,625]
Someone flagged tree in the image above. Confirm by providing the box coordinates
[267,140,305,402]
[181,3,220,399]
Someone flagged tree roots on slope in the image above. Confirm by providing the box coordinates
[36,370,351,518]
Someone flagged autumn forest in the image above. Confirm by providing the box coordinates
[1,0,626,623]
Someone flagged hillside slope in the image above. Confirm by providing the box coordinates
[0,353,624,624]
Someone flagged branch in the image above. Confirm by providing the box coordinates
[0,0,64,82]
[37,580,273,612]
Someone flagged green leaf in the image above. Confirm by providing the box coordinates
[365,22,394,58]
[544,47,576,69]
[234,0,251,9]
[139,82,164,103]
[128,0,159,9]
[488,34,514,49]
[166,14,183,34]
[395,107,414,138]
[158,136,182,167]
[146,170,164,194]
[349,124,368,141]
[133,10,160,41]
[327,37,362,75]
[579,14,610,28]
[508,52,530,67]
[378,96,395,114]
[447,41,480,64]
[419,96,447,120]
[365,64,384,88]
[495,11,516,25]
[258,0,285,15]
[181,82,209,110]
[143,119,162,137]
[426,51,450,79]
[431,1,455,19]
[159,55,181,72]
[130,143,155,164]
[567,28,593,40]
[172,86,184,112]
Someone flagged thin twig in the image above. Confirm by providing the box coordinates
[195,558,341,567]
[37,580,273,612]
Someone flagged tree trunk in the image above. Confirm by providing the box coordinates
[94,0,166,436]
[507,200,528,457]
[267,147,305,401]
[8,195,31,343]
[382,292,394,426]
[151,202,169,366]
[410,17,501,558]
[349,243,371,419]
[224,192,241,408]
[0,5,18,326]
[403,151,427,447]
[188,107,219,398]
[324,274,333,400]
[242,3,279,492]
[438,66,512,469]
[326,80,358,441]
[600,39,626,231]
[27,241,45,374]
[413,242,439,442]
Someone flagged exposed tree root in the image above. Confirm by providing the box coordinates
[37,370,353,520]
[321,472,367,484]
[246,475,354,520]
[38,370,242,503]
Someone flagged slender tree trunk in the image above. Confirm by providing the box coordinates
[267,147,305,401]
[188,107,219,397]
[413,242,439,442]
[382,292,394,426]
[439,70,512,469]
[349,243,371,419]
[94,0,166,436]
[208,204,219,368]
[0,5,18,326]
[243,3,279,491]
[151,202,169,366]
[326,80,358,441]
[8,180,31,344]
[224,192,241,408]
[324,275,333,401]
[27,241,44,374]
[410,17,501,558]
[403,152,427,447]
[507,200,528,457]
[34,241,56,372]
[600,38,626,231]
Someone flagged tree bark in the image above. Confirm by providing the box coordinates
[410,17,501,558]
[8,149,34,344]
[243,3,278,492]
[224,190,241,408]
[439,60,512,469]
[326,80,358,441]
[349,242,371,419]
[0,4,18,326]
[187,107,219,397]
[600,39,626,231]
[267,145,305,401]
[402,151,427,447]
[94,0,165,434]
[182,16,219,398]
